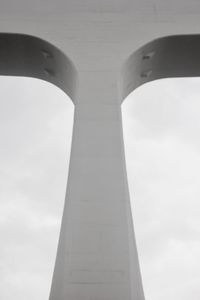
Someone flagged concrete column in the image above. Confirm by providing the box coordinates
[49,73,145,300]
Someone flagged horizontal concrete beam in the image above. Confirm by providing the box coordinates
[122,35,200,101]
[0,33,77,101]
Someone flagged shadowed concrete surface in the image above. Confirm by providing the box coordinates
[1,1,200,299]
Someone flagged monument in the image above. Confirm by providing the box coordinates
[1,1,200,299]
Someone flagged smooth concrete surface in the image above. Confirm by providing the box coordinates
[1,1,200,299]
[0,34,76,99]
[122,35,200,100]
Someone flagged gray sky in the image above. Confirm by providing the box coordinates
[0,77,200,299]
[123,78,200,300]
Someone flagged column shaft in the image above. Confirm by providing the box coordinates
[49,74,145,300]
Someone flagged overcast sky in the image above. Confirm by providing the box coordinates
[0,77,200,300]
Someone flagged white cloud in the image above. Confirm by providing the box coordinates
[0,77,74,300]
[122,78,200,300]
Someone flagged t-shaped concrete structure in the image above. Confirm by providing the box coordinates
[1,1,200,299]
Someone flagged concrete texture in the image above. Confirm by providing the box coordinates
[1,1,200,299]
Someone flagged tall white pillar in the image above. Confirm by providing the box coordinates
[49,73,145,300]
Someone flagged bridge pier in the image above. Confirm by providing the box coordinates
[49,74,145,300]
